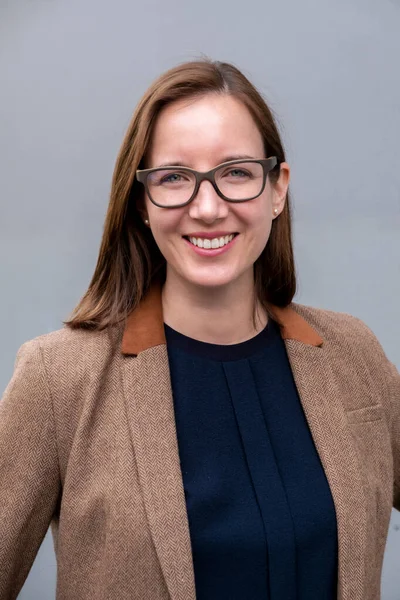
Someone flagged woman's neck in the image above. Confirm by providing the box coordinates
[162,271,267,345]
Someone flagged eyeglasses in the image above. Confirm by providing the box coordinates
[135,157,278,208]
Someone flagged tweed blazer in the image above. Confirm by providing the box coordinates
[0,286,399,600]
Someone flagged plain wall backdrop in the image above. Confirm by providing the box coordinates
[1,0,399,598]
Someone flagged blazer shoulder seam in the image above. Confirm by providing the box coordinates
[35,338,62,482]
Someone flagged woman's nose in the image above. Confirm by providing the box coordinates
[188,180,228,223]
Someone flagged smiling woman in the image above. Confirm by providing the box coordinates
[135,93,289,318]
[64,61,293,339]
[0,58,399,600]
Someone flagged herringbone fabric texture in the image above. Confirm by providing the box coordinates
[0,302,399,600]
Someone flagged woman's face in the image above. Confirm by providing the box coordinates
[143,93,290,291]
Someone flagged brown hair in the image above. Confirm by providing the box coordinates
[65,58,296,331]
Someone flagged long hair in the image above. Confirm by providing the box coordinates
[65,58,296,330]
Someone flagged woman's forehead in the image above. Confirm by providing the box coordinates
[147,95,264,166]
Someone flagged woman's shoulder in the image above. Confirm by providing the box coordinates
[23,323,121,354]
[15,324,123,384]
[291,302,394,369]
[292,302,381,346]
[291,302,400,410]
[9,325,125,425]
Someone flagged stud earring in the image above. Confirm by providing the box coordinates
[144,219,150,226]
[273,208,279,216]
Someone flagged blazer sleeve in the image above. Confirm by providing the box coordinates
[388,359,400,511]
[0,339,61,599]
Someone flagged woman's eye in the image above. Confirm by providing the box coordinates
[160,172,191,184]
[161,173,181,183]
[226,169,249,178]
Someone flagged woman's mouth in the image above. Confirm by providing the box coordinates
[185,233,237,249]
[182,233,239,256]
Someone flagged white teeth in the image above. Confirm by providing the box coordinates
[188,234,235,249]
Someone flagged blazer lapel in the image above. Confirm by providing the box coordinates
[121,345,196,600]
[284,338,368,600]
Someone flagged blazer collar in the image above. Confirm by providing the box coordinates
[121,284,323,355]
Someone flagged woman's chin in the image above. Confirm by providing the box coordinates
[179,267,247,290]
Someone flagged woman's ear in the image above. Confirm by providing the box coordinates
[137,206,148,223]
[136,192,150,226]
[272,162,290,218]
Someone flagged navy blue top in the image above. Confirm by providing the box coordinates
[165,318,338,600]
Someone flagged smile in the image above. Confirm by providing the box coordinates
[186,234,237,249]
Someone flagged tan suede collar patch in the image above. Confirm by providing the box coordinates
[121,284,323,355]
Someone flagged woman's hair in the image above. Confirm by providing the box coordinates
[65,57,296,330]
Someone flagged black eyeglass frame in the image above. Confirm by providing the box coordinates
[135,157,278,208]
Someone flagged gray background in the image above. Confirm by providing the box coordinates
[1,0,399,597]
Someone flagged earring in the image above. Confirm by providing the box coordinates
[273,208,279,216]
[144,218,150,226]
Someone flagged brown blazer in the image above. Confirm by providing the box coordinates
[0,286,399,600]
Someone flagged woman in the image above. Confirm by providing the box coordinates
[0,59,399,600]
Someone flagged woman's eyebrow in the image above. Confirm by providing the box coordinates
[153,154,256,169]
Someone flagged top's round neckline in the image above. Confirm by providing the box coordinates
[164,319,278,361]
